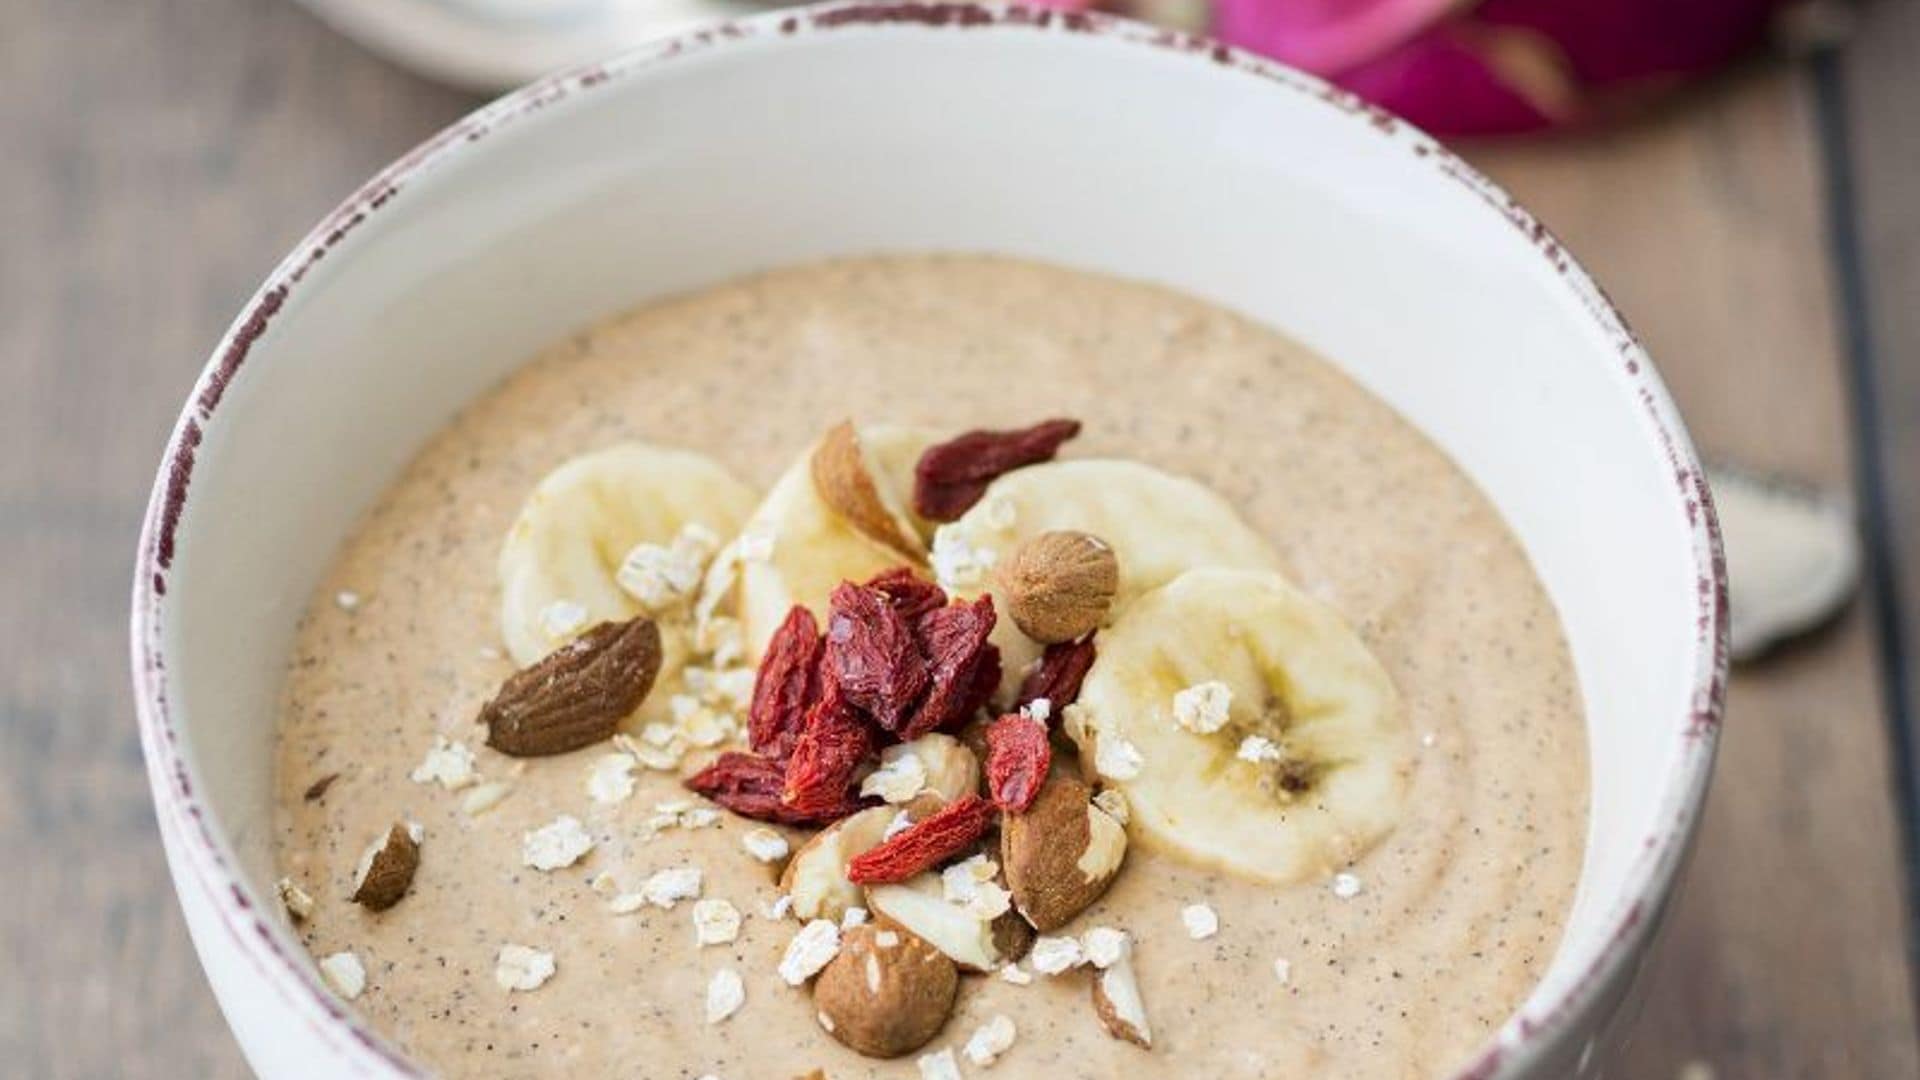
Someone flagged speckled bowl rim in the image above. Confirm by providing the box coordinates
[129,4,1727,1076]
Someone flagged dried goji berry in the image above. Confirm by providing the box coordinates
[685,752,862,826]
[748,605,823,759]
[846,795,998,884]
[825,581,930,732]
[782,685,879,817]
[863,566,948,622]
[985,713,1051,813]
[913,418,1082,522]
[900,595,999,740]
[1015,637,1096,713]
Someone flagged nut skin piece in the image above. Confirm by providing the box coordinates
[480,617,662,756]
[812,420,925,559]
[998,531,1118,644]
[1000,776,1127,931]
[349,823,420,911]
[812,923,959,1059]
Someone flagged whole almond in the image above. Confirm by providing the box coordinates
[1000,775,1127,931]
[480,616,662,756]
[998,531,1117,644]
[812,420,925,559]
[350,823,421,911]
[812,923,959,1058]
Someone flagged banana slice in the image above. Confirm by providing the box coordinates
[1067,568,1412,885]
[734,424,938,662]
[498,444,759,713]
[933,460,1286,700]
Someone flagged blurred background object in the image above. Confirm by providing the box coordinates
[2,0,1915,1077]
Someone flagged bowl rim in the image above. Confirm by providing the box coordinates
[128,4,1727,1076]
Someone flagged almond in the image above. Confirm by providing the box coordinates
[865,872,1032,973]
[1091,950,1152,1048]
[349,822,420,911]
[813,420,926,559]
[782,806,899,922]
[998,531,1117,644]
[480,616,662,756]
[1001,776,1127,931]
[813,923,959,1058]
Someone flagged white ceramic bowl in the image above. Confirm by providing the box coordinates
[131,5,1725,1076]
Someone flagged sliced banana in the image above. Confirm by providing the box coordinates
[933,459,1285,700]
[733,424,939,662]
[1068,568,1412,885]
[498,443,759,720]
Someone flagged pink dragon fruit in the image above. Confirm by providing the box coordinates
[1203,0,1798,135]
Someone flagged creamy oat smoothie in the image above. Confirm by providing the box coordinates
[274,255,1587,1078]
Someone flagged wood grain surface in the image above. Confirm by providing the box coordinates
[2,1,1914,1076]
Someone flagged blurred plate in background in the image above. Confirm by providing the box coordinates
[295,0,778,90]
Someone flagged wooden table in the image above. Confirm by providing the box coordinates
[4,2,1915,1075]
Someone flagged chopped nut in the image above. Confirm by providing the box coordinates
[706,967,745,1024]
[998,963,1033,985]
[812,420,926,558]
[778,919,842,986]
[1091,787,1129,825]
[1332,872,1363,899]
[522,816,594,871]
[319,951,365,999]
[495,944,555,992]
[998,530,1118,644]
[334,590,361,612]
[1180,903,1219,940]
[1091,951,1152,1048]
[1001,776,1127,931]
[1273,957,1292,984]
[1171,680,1233,734]
[409,735,477,790]
[693,899,743,946]
[275,876,315,922]
[350,822,421,911]
[963,1014,1017,1067]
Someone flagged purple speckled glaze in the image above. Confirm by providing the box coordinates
[130,4,1726,1077]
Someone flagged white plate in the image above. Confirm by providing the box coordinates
[296,0,776,89]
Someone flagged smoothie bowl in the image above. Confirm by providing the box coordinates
[131,5,1724,1078]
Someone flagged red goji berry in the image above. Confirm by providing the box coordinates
[685,752,862,826]
[748,605,823,759]
[985,713,1051,813]
[900,595,999,740]
[863,566,948,621]
[1015,637,1096,713]
[846,795,998,884]
[781,685,878,817]
[825,581,930,732]
[912,418,1082,522]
